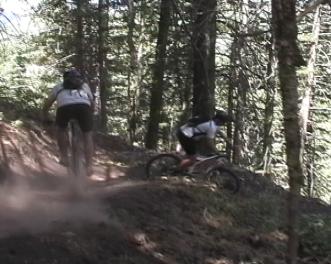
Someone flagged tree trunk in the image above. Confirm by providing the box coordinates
[233,69,248,164]
[97,0,110,132]
[226,79,234,161]
[75,0,84,70]
[229,34,246,165]
[262,40,277,175]
[127,0,145,145]
[230,1,249,165]
[272,1,305,263]
[302,7,320,197]
[127,0,136,143]
[227,38,238,162]
[175,34,192,125]
[145,0,172,149]
[192,0,216,118]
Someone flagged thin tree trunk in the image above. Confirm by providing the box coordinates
[227,38,238,161]
[192,0,216,118]
[262,40,277,175]
[127,0,136,143]
[75,0,84,70]
[233,69,247,164]
[272,1,305,263]
[303,7,320,197]
[226,79,234,161]
[145,0,172,149]
[229,34,246,165]
[97,0,110,132]
[175,38,192,125]
[230,1,249,165]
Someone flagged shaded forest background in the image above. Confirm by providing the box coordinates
[0,0,330,203]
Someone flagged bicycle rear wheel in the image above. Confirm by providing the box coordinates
[206,166,240,194]
[146,153,181,179]
[68,120,85,178]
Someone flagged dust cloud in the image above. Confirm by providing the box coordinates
[0,175,109,238]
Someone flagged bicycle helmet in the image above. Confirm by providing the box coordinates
[63,69,82,79]
[213,109,233,123]
[62,69,83,90]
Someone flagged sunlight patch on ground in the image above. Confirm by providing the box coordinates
[205,257,234,264]
[131,232,176,263]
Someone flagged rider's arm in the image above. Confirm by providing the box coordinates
[204,123,219,153]
[42,84,62,119]
[83,83,95,111]
[42,94,56,119]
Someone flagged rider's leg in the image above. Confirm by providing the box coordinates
[75,103,94,175]
[57,127,68,165]
[177,129,196,170]
[55,106,70,166]
[179,155,196,170]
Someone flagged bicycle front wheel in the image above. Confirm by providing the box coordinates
[206,166,240,194]
[146,154,181,179]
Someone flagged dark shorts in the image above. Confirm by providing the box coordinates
[56,103,93,132]
[177,129,196,155]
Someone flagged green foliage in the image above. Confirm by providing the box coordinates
[0,37,57,114]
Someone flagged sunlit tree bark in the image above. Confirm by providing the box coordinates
[302,7,321,197]
[262,40,277,175]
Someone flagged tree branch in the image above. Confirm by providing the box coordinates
[297,0,330,22]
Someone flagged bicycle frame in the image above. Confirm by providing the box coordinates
[187,153,228,175]
[145,152,240,193]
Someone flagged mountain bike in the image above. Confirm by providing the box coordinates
[146,152,240,194]
[43,119,86,179]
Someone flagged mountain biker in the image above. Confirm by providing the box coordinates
[42,68,95,175]
[176,109,233,170]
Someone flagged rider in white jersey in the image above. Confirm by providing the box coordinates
[177,110,233,170]
[42,69,95,175]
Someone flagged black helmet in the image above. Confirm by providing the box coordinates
[63,69,82,79]
[213,109,233,123]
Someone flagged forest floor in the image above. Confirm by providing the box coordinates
[0,119,330,264]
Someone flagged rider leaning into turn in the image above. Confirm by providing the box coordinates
[42,68,95,175]
[176,109,233,170]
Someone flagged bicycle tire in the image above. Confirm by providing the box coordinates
[145,153,181,179]
[69,120,85,178]
[206,166,240,194]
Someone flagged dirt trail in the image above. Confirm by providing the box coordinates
[0,120,330,264]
